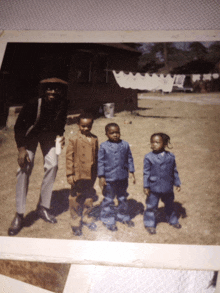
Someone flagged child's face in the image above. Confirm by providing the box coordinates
[106,126,120,142]
[150,135,165,152]
[78,118,93,136]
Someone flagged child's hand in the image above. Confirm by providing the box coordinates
[17,147,30,168]
[67,175,75,185]
[99,177,106,190]
[144,188,150,196]
[130,172,136,184]
[176,186,181,192]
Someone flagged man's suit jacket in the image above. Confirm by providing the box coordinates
[66,131,98,184]
[98,139,135,182]
[143,151,181,194]
[14,97,68,148]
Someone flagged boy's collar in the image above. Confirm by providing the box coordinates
[108,139,122,143]
[78,130,92,137]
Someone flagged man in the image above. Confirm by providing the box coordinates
[8,77,69,236]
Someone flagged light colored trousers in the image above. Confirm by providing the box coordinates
[16,139,58,214]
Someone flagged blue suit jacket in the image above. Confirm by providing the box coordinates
[143,151,181,194]
[98,140,135,181]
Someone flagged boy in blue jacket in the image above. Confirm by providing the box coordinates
[143,133,181,235]
[98,123,135,231]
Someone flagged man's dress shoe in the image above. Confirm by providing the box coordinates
[37,206,57,224]
[8,213,24,236]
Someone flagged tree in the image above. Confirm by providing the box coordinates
[207,42,220,63]
[138,42,185,72]
[189,42,208,60]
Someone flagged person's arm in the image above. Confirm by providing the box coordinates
[173,157,181,190]
[53,99,69,136]
[127,144,135,184]
[17,146,31,168]
[127,144,135,173]
[98,144,106,190]
[14,101,37,167]
[14,102,34,149]
[97,144,105,178]
[129,172,136,184]
[143,155,151,195]
[66,139,75,185]
[94,137,99,177]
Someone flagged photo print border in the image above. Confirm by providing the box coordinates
[0,30,220,293]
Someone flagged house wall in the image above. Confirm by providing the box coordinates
[67,47,139,115]
[0,43,140,126]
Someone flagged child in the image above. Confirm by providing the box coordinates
[66,113,98,236]
[143,133,181,235]
[98,123,135,231]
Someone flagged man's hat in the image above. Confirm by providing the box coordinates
[40,77,68,85]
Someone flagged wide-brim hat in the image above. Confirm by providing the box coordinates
[40,77,68,85]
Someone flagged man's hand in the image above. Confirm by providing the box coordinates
[67,175,75,186]
[17,147,30,168]
[60,136,65,149]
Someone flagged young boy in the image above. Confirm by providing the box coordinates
[98,123,135,231]
[66,113,98,236]
[143,133,181,235]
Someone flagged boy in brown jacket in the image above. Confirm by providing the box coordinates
[66,113,98,236]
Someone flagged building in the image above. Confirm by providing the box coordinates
[0,43,141,127]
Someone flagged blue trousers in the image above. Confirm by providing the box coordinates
[100,179,130,225]
[144,192,179,228]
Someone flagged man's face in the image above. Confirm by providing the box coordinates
[45,86,62,102]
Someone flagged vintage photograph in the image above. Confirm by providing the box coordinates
[0,39,220,246]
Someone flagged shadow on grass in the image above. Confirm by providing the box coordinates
[156,201,187,224]
[50,189,70,216]
[88,198,144,221]
[23,189,70,227]
[136,113,182,119]
[137,107,153,111]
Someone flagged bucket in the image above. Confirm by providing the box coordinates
[103,103,115,118]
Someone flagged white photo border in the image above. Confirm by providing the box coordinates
[0,30,220,293]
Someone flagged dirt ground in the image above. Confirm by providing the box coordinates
[0,92,220,245]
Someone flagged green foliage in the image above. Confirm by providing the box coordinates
[138,41,219,73]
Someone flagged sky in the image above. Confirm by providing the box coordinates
[139,41,215,54]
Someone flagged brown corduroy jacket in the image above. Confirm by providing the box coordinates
[66,131,98,185]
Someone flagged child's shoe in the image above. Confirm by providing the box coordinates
[122,220,135,227]
[171,223,182,229]
[71,226,82,236]
[104,223,118,231]
[145,226,156,235]
[82,221,97,231]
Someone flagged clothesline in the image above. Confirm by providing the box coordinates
[112,70,176,92]
[112,70,220,93]
[106,69,220,79]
